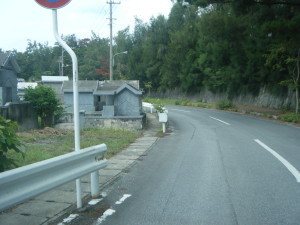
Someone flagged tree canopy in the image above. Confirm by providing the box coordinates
[9,1,299,109]
[24,85,63,127]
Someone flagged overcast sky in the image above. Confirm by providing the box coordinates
[0,0,173,52]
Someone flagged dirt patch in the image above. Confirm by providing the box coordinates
[236,105,283,116]
[18,127,72,137]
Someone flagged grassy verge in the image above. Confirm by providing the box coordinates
[278,113,300,123]
[143,97,213,108]
[9,128,141,169]
[143,97,299,124]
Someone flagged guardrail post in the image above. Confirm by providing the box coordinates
[91,171,100,198]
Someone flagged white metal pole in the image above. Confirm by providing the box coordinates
[61,48,64,77]
[52,9,82,208]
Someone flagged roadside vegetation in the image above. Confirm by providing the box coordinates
[144,97,214,109]
[143,97,299,124]
[4,128,141,170]
[24,85,64,128]
[0,117,24,172]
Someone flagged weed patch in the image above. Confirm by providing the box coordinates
[278,113,300,123]
[10,128,141,169]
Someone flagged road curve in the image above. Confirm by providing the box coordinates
[96,106,300,225]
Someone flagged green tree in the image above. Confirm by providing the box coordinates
[79,33,110,80]
[0,117,24,172]
[265,11,300,113]
[15,41,57,81]
[144,81,152,97]
[114,27,133,80]
[161,3,188,90]
[24,85,63,128]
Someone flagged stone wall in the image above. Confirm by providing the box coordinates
[0,102,38,131]
[152,87,296,109]
[83,116,145,131]
[55,113,146,131]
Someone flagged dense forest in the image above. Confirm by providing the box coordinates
[1,0,300,103]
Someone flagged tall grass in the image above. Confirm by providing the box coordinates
[9,128,141,168]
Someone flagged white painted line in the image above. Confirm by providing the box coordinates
[57,214,79,225]
[89,199,103,205]
[254,139,300,183]
[95,209,116,224]
[101,192,108,198]
[171,109,191,113]
[210,116,231,125]
[115,194,132,205]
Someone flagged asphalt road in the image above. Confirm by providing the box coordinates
[93,106,300,225]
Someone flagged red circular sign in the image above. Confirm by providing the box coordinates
[35,0,71,9]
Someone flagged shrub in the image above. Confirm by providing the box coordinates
[0,117,24,172]
[278,103,292,113]
[216,100,236,110]
[155,104,166,113]
[278,113,300,123]
[24,85,64,128]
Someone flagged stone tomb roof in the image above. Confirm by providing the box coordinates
[62,80,142,95]
[0,52,21,73]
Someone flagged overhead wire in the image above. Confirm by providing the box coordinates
[82,1,111,39]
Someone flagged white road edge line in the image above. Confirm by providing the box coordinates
[254,139,300,183]
[95,209,116,225]
[116,194,132,205]
[57,214,79,225]
[89,198,103,205]
[209,116,231,125]
[170,109,191,113]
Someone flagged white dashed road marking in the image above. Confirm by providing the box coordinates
[115,194,132,205]
[210,116,231,125]
[95,209,116,224]
[170,109,191,113]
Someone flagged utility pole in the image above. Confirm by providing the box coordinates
[107,0,120,81]
[58,48,64,76]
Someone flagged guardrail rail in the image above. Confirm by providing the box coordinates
[0,144,108,211]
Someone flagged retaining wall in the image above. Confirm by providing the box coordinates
[0,102,38,131]
[55,113,146,131]
[152,87,296,108]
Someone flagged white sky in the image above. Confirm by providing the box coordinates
[0,0,173,52]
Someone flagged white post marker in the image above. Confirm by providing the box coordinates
[159,112,168,133]
[35,0,82,208]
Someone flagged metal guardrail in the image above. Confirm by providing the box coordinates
[0,144,108,211]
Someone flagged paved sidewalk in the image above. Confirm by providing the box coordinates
[0,113,160,225]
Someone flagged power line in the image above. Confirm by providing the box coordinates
[83,3,110,39]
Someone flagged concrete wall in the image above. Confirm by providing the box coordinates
[0,102,38,131]
[55,113,146,131]
[0,70,19,105]
[83,116,146,131]
[115,90,141,116]
[102,105,115,117]
[152,87,296,109]
[64,92,95,113]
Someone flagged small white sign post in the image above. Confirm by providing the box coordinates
[158,112,168,133]
[35,0,83,208]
